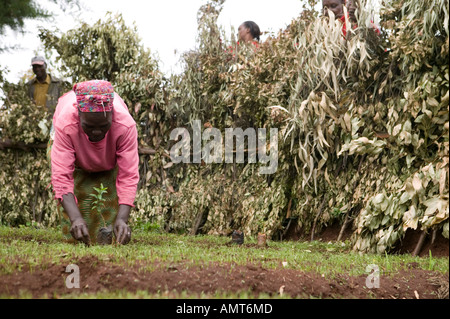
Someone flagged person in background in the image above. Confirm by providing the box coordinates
[346,0,381,34]
[49,80,139,246]
[322,0,346,20]
[347,0,359,23]
[322,0,380,37]
[228,20,261,58]
[237,21,261,46]
[322,0,353,37]
[26,56,64,115]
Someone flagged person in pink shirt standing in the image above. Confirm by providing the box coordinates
[49,80,139,245]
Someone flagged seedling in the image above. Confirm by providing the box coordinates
[90,183,112,245]
[90,183,108,225]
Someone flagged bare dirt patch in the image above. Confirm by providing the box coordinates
[0,255,447,299]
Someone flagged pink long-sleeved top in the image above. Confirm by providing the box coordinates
[51,91,139,207]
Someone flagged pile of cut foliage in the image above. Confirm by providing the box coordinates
[0,0,448,254]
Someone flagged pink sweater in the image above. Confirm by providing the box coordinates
[51,91,139,207]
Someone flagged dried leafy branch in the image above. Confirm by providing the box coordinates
[0,0,448,255]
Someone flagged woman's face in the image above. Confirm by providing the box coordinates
[238,24,252,42]
[323,0,345,19]
[79,111,112,142]
[347,0,358,21]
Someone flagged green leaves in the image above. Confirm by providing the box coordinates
[90,183,108,212]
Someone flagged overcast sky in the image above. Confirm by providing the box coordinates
[0,0,308,83]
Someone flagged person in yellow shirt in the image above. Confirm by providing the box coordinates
[26,56,64,115]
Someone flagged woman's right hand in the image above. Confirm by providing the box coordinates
[61,193,91,246]
[70,218,91,246]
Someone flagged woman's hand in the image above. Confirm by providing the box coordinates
[70,217,91,246]
[61,193,91,246]
[114,218,131,244]
[114,204,132,245]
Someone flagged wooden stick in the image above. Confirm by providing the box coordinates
[311,195,328,241]
[337,155,366,241]
[0,139,46,150]
[190,210,206,235]
[337,214,351,242]
[138,147,157,155]
[431,228,437,245]
[412,231,427,257]
[281,218,293,241]
[0,139,169,157]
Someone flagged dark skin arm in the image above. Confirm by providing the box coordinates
[61,193,132,245]
[61,193,91,246]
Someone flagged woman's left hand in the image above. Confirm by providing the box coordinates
[114,204,132,245]
[114,218,131,245]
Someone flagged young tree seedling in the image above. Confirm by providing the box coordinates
[90,183,112,245]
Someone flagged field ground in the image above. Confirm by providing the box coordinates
[0,225,448,299]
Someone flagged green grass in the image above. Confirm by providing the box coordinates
[0,225,448,299]
[1,225,448,279]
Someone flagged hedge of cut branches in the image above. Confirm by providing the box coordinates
[0,0,448,254]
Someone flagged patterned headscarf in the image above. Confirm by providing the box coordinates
[73,80,114,113]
